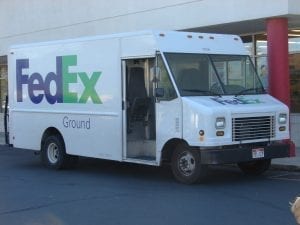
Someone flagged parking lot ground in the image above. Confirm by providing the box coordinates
[0,145,299,225]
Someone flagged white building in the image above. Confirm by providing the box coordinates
[1,0,300,145]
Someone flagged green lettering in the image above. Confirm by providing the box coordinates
[78,72,102,104]
[62,55,78,103]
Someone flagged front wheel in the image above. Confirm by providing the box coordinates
[238,159,271,175]
[171,143,207,184]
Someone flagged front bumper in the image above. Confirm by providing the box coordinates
[200,142,290,165]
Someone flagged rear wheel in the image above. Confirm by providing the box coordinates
[171,143,207,184]
[41,135,77,169]
[238,159,271,175]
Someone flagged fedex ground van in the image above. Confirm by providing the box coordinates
[6,30,292,184]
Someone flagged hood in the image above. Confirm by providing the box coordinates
[181,94,288,114]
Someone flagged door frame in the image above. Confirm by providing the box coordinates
[121,57,157,163]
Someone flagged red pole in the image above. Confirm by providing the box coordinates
[266,18,295,157]
[266,18,290,108]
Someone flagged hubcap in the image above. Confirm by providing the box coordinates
[178,151,196,176]
[47,143,59,164]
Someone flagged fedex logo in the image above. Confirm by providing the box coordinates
[16,55,102,104]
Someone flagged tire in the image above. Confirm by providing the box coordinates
[41,135,75,169]
[171,143,207,184]
[238,159,271,176]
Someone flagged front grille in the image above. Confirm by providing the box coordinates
[232,116,275,142]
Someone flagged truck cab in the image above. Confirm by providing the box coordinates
[123,31,291,183]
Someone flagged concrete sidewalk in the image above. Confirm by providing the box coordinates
[272,147,300,171]
[0,131,299,170]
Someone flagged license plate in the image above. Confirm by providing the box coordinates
[252,148,264,159]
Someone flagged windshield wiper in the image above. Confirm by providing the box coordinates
[235,87,266,96]
[182,89,222,97]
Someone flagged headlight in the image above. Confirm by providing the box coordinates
[215,117,225,129]
[278,113,287,124]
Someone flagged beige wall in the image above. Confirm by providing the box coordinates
[1,0,300,146]
[1,0,300,55]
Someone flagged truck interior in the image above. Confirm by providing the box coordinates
[123,58,156,161]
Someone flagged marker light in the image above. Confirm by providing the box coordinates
[199,130,205,136]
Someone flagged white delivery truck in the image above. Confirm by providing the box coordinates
[6,30,292,184]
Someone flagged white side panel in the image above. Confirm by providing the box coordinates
[156,98,182,162]
[121,34,157,58]
[9,38,123,161]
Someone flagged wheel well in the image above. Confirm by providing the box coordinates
[41,127,64,150]
[161,138,187,163]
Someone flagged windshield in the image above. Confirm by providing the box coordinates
[164,53,265,96]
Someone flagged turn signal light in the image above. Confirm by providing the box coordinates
[279,126,286,131]
[216,131,224,136]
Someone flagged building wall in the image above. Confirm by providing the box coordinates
[1,0,300,55]
[1,0,300,146]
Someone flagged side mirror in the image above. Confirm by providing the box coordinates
[155,88,165,98]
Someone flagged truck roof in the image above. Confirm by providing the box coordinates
[10,30,248,55]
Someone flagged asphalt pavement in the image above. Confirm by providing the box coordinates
[0,145,299,225]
